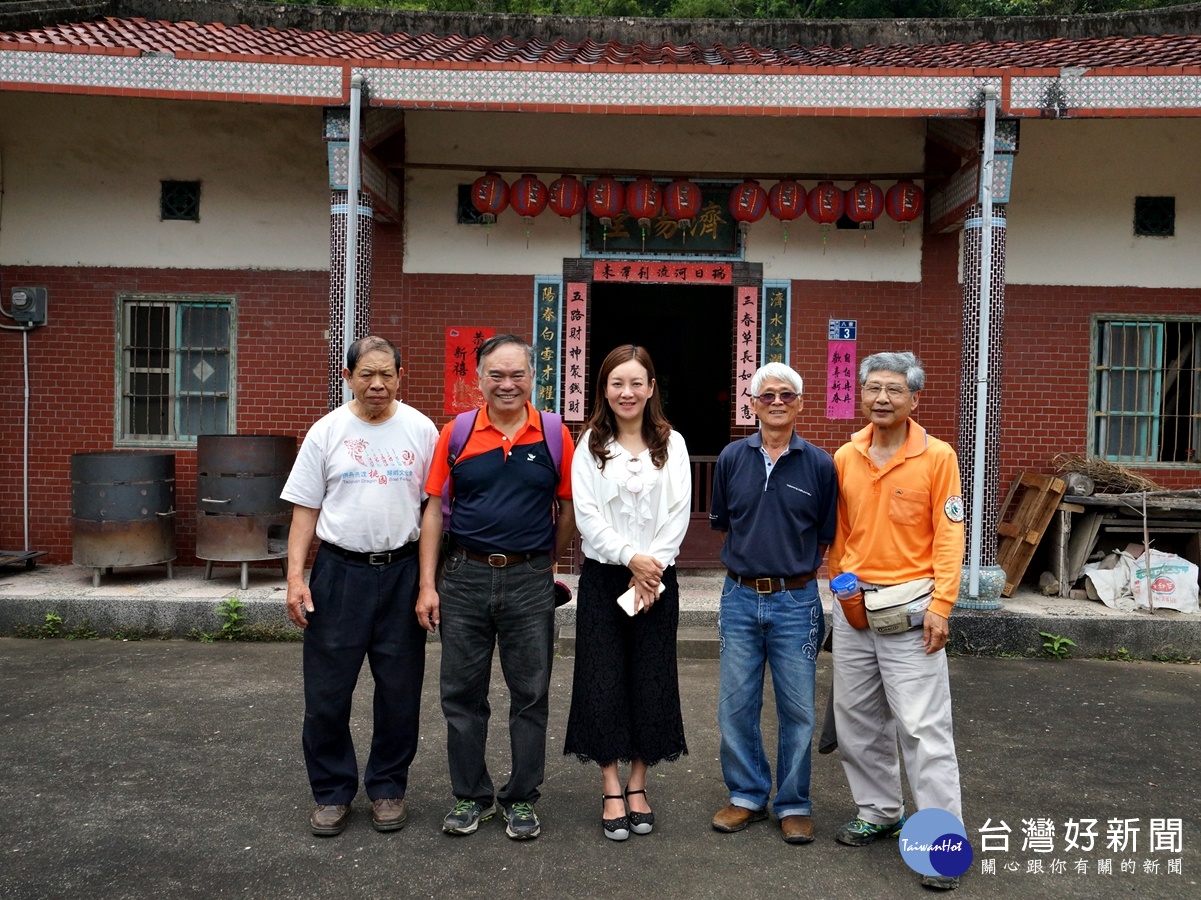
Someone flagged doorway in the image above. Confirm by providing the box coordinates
[588,283,732,455]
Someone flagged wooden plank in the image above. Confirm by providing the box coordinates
[996,473,1067,596]
[1066,510,1105,583]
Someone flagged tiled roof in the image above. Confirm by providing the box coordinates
[3,16,1201,69]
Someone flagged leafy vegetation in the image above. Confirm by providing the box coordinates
[270,0,1173,21]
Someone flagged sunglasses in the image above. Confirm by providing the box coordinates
[754,391,798,405]
[623,456,644,495]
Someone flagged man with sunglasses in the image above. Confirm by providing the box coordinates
[708,362,837,845]
[827,351,965,891]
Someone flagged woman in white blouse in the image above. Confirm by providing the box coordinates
[564,344,692,842]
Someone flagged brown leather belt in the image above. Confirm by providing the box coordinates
[325,542,417,566]
[727,570,816,594]
[459,547,546,568]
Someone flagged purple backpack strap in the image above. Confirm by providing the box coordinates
[440,409,479,525]
[540,411,564,475]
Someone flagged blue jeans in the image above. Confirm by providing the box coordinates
[717,576,824,818]
[437,549,555,806]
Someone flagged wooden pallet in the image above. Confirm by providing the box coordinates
[996,473,1067,596]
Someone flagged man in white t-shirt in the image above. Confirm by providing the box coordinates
[282,335,438,838]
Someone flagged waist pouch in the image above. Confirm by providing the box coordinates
[863,578,935,635]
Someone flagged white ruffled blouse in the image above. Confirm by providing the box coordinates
[571,429,692,568]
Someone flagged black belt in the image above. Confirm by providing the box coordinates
[727,570,816,594]
[457,545,546,568]
[324,542,417,566]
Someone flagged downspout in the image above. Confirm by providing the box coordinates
[0,149,34,551]
[968,86,998,599]
[342,73,364,403]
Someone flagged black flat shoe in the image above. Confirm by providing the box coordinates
[602,793,629,841]
[624,786,654,835]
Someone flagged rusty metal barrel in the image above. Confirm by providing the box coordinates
[195,435,296,588]
[71,451,176,586]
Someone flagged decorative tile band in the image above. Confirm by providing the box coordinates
[0,49,342,99]
[1010,75,1201,111]
[358,66,997,112]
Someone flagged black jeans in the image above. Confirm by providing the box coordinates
[437,548,555,807]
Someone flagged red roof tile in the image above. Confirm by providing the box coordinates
[2,16,1200,69]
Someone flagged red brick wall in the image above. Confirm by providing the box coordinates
[0,266,328,564]
[3,226,1197,565]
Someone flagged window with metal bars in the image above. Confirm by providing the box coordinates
[119,295,234,443]
[1092,317,1201,464]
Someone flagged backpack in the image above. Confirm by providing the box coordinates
[439,408,564,531]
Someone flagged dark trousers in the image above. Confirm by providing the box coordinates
[302,544,426,805]
[437,549,555,807]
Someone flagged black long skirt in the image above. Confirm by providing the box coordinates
[563,559,688,766]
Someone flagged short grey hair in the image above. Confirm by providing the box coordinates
[475,333,535,377]
[859,352,925,392]
[751,362,803,397]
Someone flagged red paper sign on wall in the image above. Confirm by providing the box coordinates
[444,327,495,416]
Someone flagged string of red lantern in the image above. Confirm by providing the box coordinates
[467,173,923,249]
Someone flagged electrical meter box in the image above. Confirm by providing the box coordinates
[11,287,47,325]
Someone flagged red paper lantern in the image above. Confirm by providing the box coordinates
[886,179,925,222]
[885,179,925,245]
[767,179,806,222]
[806,181,844,225]
[625,176,662,229]
[548,174,585,218]
[586,176,624,227]
[663,178,703,230]
[625,175,662,250]
[509,174,548,221]
[845,180,884,224]
[729,179,768,234]
[470,171,508,225]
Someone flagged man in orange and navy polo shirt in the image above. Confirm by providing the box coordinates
[418,334,575,842]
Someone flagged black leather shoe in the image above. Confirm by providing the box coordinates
[310,803,350,836]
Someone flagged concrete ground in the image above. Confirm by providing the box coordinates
[0,639,1198,900]
[1,563,1198,659]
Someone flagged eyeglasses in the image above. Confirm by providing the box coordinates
[754,391,798,405]
[623,456,644,495]
[862,383,909,399]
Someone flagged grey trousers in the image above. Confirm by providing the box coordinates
[831,601,963,824]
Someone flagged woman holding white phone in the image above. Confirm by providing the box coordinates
[564,344,691,842]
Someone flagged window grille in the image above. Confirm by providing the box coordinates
[120,295,233,443]
[1093,317,1201,464]
[161,180,201,222]
[1133,196,1174,237]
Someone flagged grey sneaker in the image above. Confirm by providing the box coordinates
[921,874,960,890]
[503,801,541,840]
[442,799,497,835]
